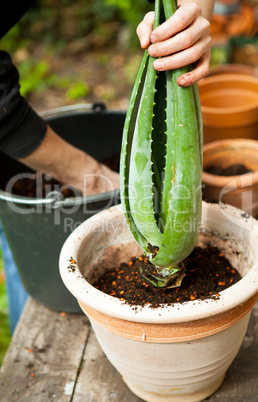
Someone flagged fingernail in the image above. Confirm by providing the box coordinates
[153,60,164,70]
[180,79,185,86]
[141,35,149,48]
[150,34,158,43]
[148,45,157,57]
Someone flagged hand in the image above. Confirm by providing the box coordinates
[137,2,212,87]
[72,157,120,197]
[19,125,120,197]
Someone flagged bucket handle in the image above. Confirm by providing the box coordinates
[39,102,106,119]
[0,188,120,208]
[50,188,120,208]
[0,191,54,205]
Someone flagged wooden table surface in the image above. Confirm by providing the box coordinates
[0,298,257,402]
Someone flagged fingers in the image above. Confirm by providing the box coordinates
[177,50,211,87]
[151,3,211,86]
[136,12,154,49]
[150,2,202,44]
[152,34,211,72]
[138,3,212,86]
[148,15,210,58]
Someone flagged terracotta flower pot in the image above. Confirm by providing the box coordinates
[208,64,258,78]
[59,202,258,402]
[202,138,258,216]
[198,74,258,144]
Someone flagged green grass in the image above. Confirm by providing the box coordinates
[0,247,11,366]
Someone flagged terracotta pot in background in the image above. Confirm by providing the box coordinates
[198,74,258,144]
[202,139,258,216]
[208,64,258,78]
[59,203,258,402]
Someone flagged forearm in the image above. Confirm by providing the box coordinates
[19,125,98,187]
[19,125,120,196]
[178,0,215,21]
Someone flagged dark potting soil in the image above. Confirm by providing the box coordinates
[102,154,120,173]
[93,246,241,308]
[9,173,80,199]
[205,163,252,176]
[201,192,218,204]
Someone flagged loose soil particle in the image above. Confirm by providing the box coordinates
[205,163,252,176]
[93,246,241,308]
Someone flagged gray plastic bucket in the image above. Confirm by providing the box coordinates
[0,103,124,313]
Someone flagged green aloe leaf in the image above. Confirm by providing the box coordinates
[120,0,203,287]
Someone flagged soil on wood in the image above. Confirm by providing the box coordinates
[204,164,252,176]
[93,246,241,308]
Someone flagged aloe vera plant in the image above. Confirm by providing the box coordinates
[120,0,203,288]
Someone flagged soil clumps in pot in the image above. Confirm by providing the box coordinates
[93,246,241,308]
[205,163,252,176]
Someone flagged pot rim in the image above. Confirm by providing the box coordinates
[59,202,258,324]
[208,64,258,78]
[202,138,258,188]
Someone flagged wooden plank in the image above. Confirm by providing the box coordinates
[0,298,90,402]
[73,328,143,402]
[1,298,257,402]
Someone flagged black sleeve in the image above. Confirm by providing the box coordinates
[0,51,47,159]
[0,0,35,39]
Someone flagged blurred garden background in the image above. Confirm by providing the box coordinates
[0,0,257,365]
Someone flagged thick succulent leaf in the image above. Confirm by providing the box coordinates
[121,0,163,249]
[152,71,202,266]
[159,69,174,228]
[163,0,177,16]
[193,80,203,167]
[119,50,150,249]
[120,0,202,274]
[128,56,163,247]
[152,71,167,228]
[145,0,202,267]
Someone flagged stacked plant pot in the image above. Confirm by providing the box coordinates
[199,65,258,216]
[198,71,258,145]
[202,139,258,217]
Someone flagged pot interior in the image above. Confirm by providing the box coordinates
[198,74,258,114]
[200,88,258,110]
[76,208,255,286]
[59,203,258,322]
[203,142,258,174]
